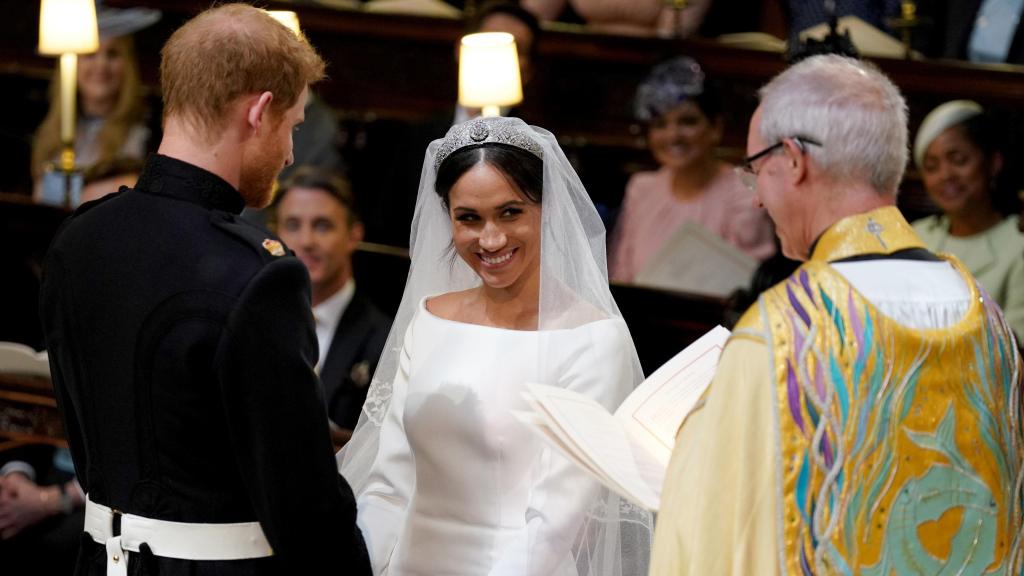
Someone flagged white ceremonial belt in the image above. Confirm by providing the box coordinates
[84,496,273,576]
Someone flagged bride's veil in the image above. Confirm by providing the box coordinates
[338,116,652,575]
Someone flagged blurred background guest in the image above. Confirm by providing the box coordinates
[522,0,713,37]
[282,92,347,182]
[922,0,1024,64]
[31,3,159,205]
[272,166,391,449]
[0,445,84,575]
[609,56,775,283]
[782,0,901,40]
[912,100,1024,339]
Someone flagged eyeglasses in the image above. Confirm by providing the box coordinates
[735,136,822,192]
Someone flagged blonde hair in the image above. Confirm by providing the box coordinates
[31,35,145,178]
[160,3,325,141]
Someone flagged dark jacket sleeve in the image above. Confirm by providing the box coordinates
[39,245,91,494]
[214,256,370,574]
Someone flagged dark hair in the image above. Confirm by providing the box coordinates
[435,143,543,208]
[959,114,1022,216]
[274,165,360,225]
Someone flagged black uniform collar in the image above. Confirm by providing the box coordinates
[135,154,246,215]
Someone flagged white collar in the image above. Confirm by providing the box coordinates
[313,279,355,334]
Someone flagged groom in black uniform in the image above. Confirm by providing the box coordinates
[39,4,370,575]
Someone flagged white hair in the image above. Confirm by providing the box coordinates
[758,54,908,196]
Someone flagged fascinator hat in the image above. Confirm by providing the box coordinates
[633,56,708,123]
[95,0,161,39]
[913,100,983,168]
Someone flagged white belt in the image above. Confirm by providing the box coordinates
[84,496,273,576]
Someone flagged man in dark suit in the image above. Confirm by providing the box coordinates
[917,0,1024,64]
[273,167,391,448]
[38,5,370,575]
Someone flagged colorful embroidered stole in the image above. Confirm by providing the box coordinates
[736,207,1023,575]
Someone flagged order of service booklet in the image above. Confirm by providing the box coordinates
[0,341,50,379]
[633,222,756,298]
[515,325,730,512]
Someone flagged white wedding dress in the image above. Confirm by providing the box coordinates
[356,298,636,576]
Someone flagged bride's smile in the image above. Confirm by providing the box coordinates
[448,163,541,292]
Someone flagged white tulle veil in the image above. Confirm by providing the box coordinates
[338,116,652,575]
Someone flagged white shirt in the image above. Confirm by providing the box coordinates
[831,259,972,329]
[969,0,1024,63]
[312,279,355,373]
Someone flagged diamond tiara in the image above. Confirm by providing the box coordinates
[434,117,544,171]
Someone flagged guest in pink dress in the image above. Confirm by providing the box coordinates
[609,57,776,283]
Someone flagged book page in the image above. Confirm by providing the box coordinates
[633,222,756,297]
[524,384,661,511]
[614,326,730,466]
[513,409,630,499]
[0,342,50,378]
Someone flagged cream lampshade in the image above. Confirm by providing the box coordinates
[458,32,523,117]
[38,0,99,55]
[267,10,301,36]
[38,0,99,205]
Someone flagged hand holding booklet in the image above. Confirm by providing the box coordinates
[516,326,730,511]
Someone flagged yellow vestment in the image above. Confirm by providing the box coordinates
[651,207,1023,575]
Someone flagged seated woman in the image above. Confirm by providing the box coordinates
[521,0,713,37]
[32,29,152,205]
[609,56,775,283]
[912,100,1024,339]
[338,116,651,575]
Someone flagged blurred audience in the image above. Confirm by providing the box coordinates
[782,0,900,39]
[271,167,391,449]
[522,0,712,37]
[609,56,775,283]
[0,445,84,575]
[282,92,347,183]
[31,5,159,206]
[919,0,1024,64]
[911,100,1024,338]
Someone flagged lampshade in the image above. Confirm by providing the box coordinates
[267,10,301,36]
[458,32,523,112]
[39,0,99,55]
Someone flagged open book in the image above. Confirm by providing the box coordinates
[0,342,50,379]
[516,326,730,511]
[633,222,756,298]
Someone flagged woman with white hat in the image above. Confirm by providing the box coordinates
[912,99,1024,339]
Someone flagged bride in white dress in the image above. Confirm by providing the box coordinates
[338,117,652,575]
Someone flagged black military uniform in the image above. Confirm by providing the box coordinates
[40,154,371,575]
